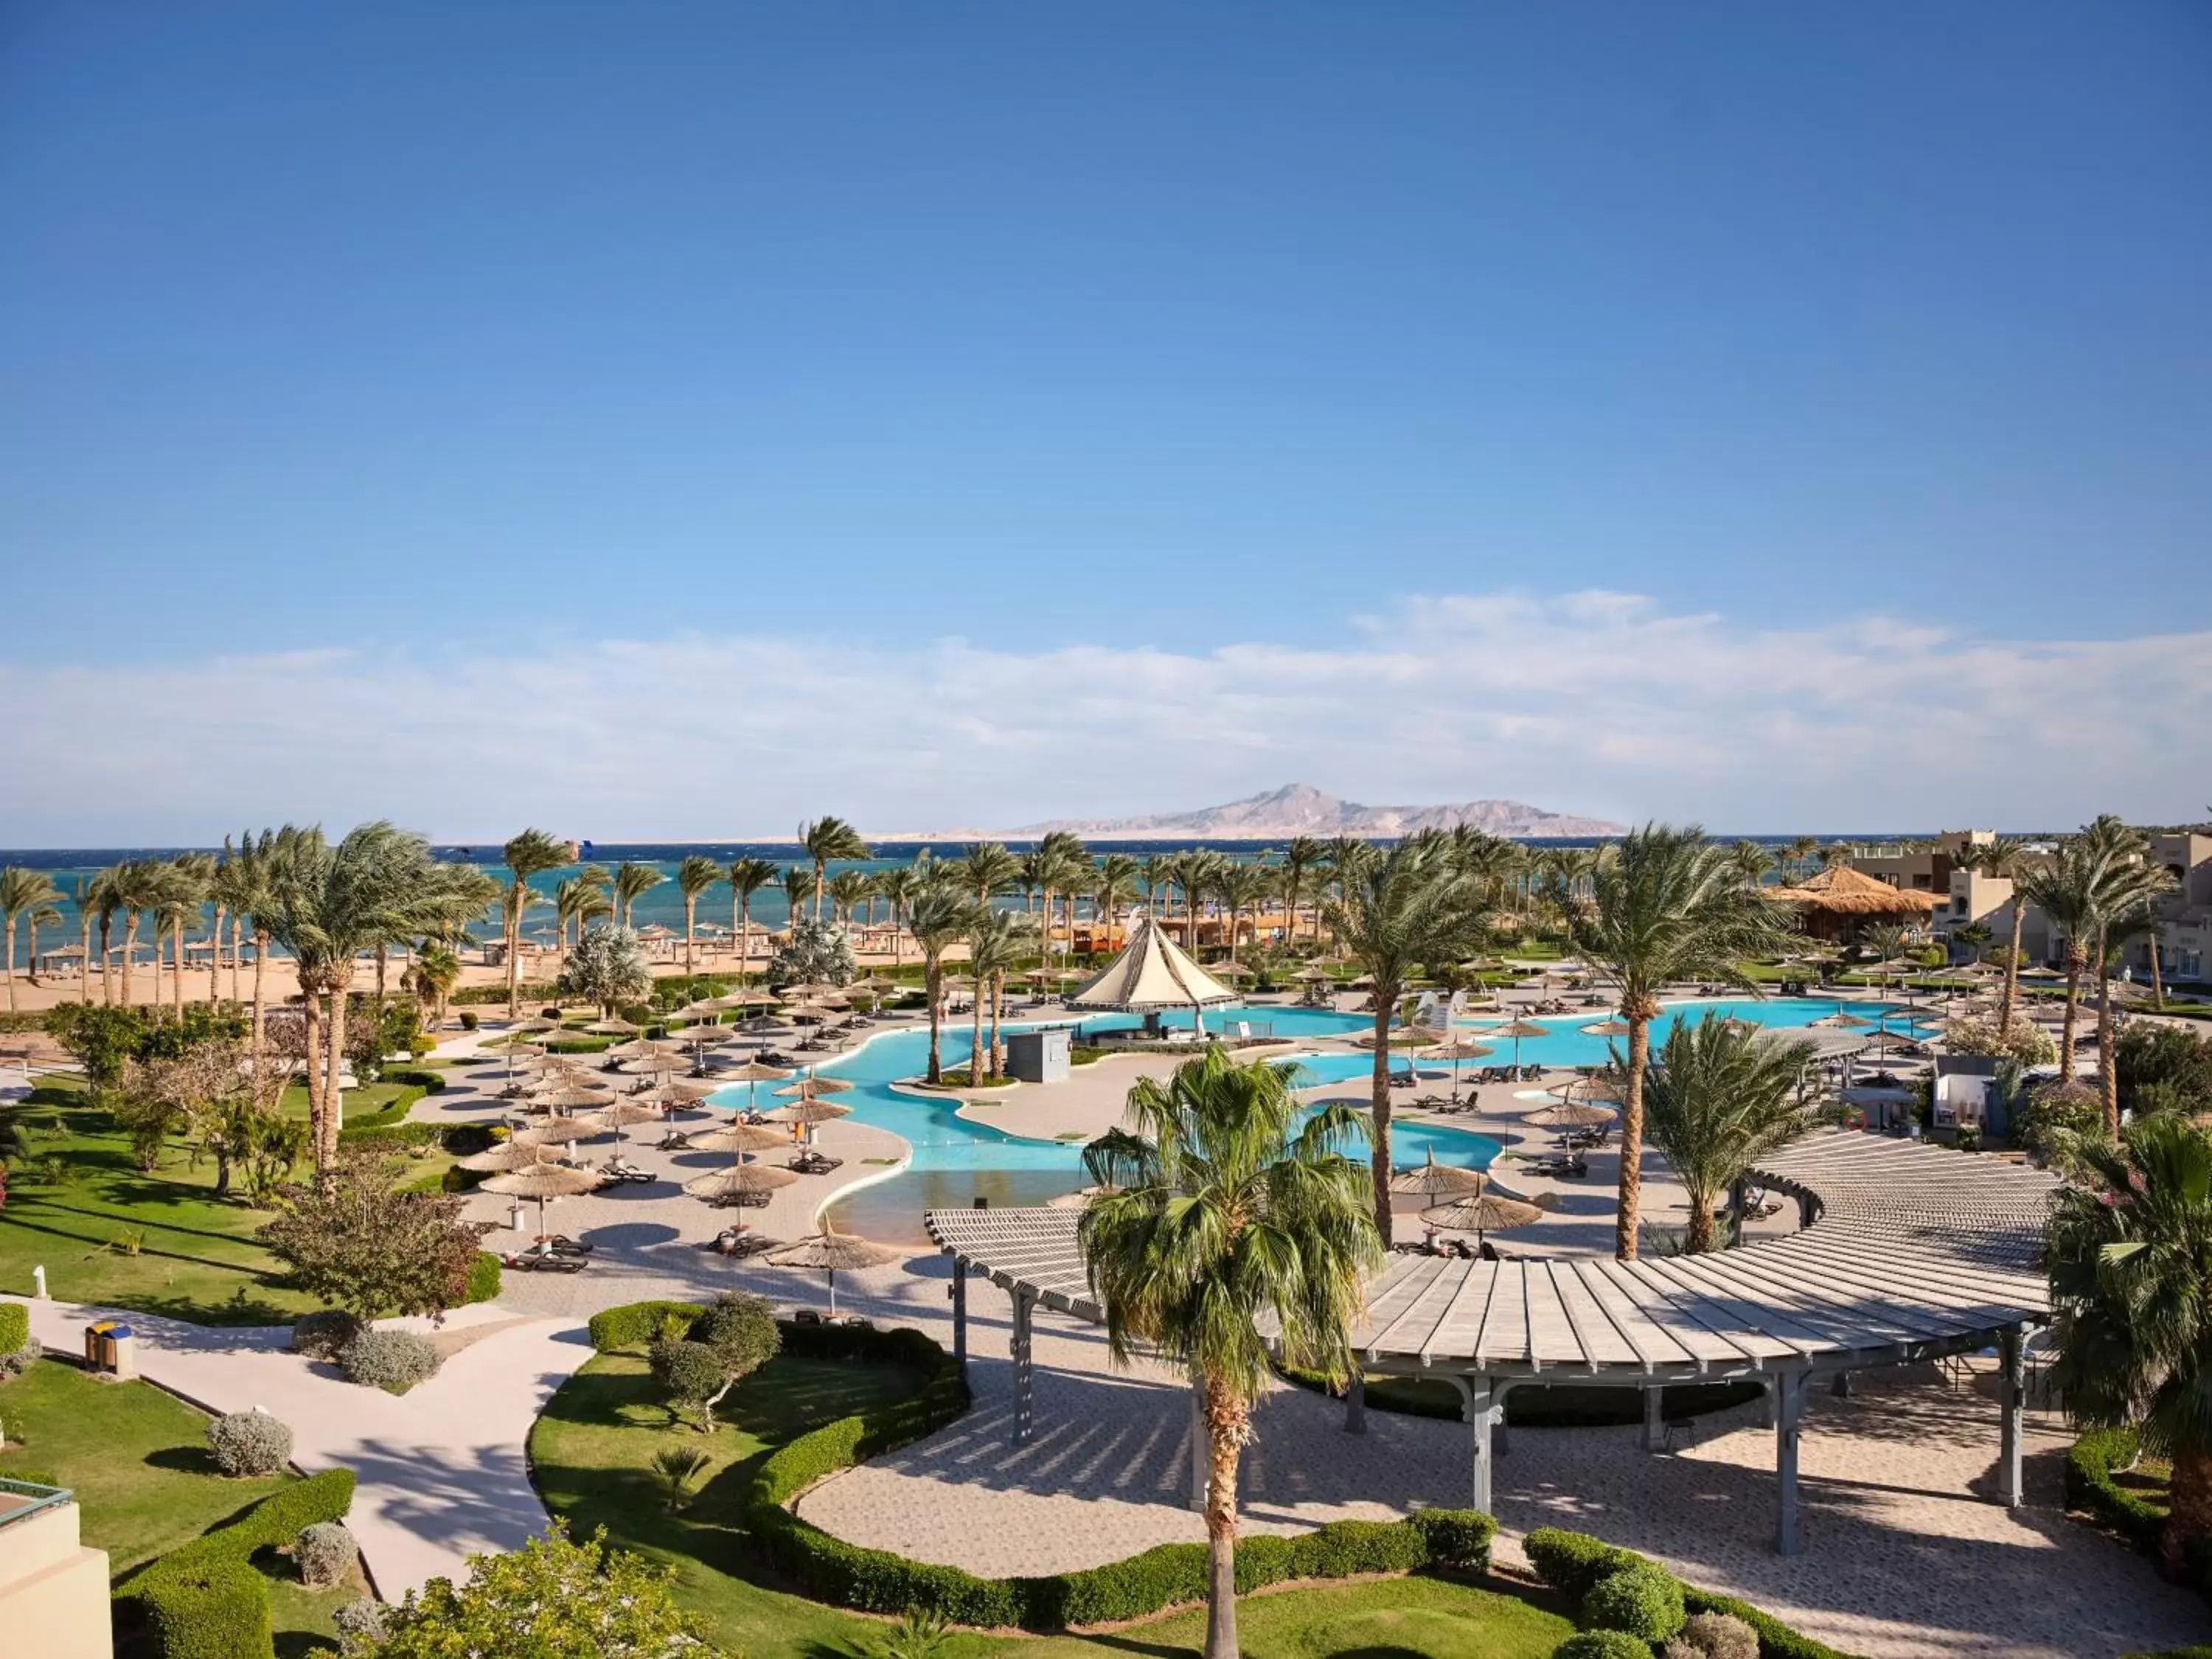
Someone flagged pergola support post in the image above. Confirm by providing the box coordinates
[1642,1385,1665,1453]
[1011,1287,1035,1444]
[950,1261,967,1374]
[1997,1324,2024,1508]
[1445,1374,1496,1514]
[1775,1371,1808,1556]
[1344,1369,1366,1436]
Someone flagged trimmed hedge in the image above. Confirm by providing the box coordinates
[2067,1427,2166,1556]
[1523,1528,1853,1659]
[465,1251,503,1305]
[1554,1634,1659,1659]
[0,1301,27,1352]
[125,1468,356,1659]
[581,1299,1496,1631]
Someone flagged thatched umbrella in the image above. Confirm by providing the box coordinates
[765,1223,905,1317]
[1523,1098,1615,1132]
[686,1120,790,1156]
[631,1078,717,1108]
[716,989,781,1009]
[512,1016,563,1034]
[1813,1009,1875,1029]
[1582,1018,1632,1037]
[484,1161,604,1242]
[1546,1074,1625,1104]
[773,1074,855,1097]
[592,1099,664,1145]
[719,1058,793,1115]
[456,1139,576,1175]
[763,1097,851,1125]
[609,1037,686,1062]
[682,1161,799,1206]
[584,1018,641,1037]
[530,1084,617,1112]
[1421,1188,1544,1246]
[1047,1183,1120,1210]
[516,1113,605,1148]
[1478,1016,1553,1071]
[1388,1150,1488,1201]
[1416,1036,1496,1102]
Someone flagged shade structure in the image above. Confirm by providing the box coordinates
[766,1224,907,1317]
[763,1098,852,1126]
[456,1139,575,1175]
[679,998,728,1018]
[717,989,781,1008]
[1293,966,1337,982]
[773,1075,854,1097]
[483,1159,605,1239]
[685,1120,791,1155]
[529,1085,617,1111]
[782,981,848,1000]
[682,1161,799,1203]
[583,1018,641,1036]
[1388,1150,1488,1200]
[1582,1018,1632,1037]
[1523,1098,1616,1129]
[1420,1189,1544,1242]
[1416,1036,1496,1102]
[1764,864,1942,942]
[631,1079,717,1107]
[608,1037,686,1061]
[1354,1026,1444,1050]
[617,1057,689,1079]
[1813,1011,1875,1029]
[1066,916,1239,1034]
[849,975,900,993]
[592,1100,665,1142]
[512,1017,563,1034]
[517,1113,605,1145]
[1477,1016,1552,1070]
[1546,1074,1625,1103]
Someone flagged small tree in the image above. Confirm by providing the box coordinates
[557,925,652,1016]
[650,1293,779,1430]
[767,917,856,990]
[355,1524,720,1658]
[261,1145,481,1322]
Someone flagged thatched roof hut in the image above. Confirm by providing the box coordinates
[1766,863,1941,942]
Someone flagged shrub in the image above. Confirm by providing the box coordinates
[459,1011,479,1031]
[332,1596,387,1653]
[125,1469,355,1659]
[2067,1426,2165,1555]
[695,1290,781,1371]
[0,1301,27,1352]
[1556,1635,1659,1659]
[1668,1610,1761,1659]
[338,1328,442,1393]
[0,1332,41,1380]
[206,1409,293,1478]
[1584,1563,1686,1643]
[464,1251,502,1305]
[588,1299,706,1352]
[1524,1526,1849,1659]
[292,1310,365,1360]
[294,1520,358,1589]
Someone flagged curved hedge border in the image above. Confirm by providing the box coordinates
[335,1066,448,1147]
[583,1300,1496,1631]
[121,1467,357,1659]
[2067,1428,2212,1614]
[1524,1526,1854,1659]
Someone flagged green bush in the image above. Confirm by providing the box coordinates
[294,1520,358,1589]
[0,1302,28,1352]
[339,1328,441,1392]
[1555,1634,1658,1659]
[464,1251,502,1306]
[588,1300,706,1352]
[291,1310,364,1360]
[125,1469,355,1659]
[459,1012,479,1030]
[1524,1526,1848,1659]
[1583,1563,1685,1642]
[2067,1427,2165,1554]
[206,1409,293,1477]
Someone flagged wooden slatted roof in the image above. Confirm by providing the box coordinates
[925,1131,2059,1383]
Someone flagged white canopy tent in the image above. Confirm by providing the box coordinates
[1065,915,1239,1037]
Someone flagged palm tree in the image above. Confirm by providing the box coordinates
[2048,1115,2212,1568]
[555,870,613,952]
[1220,861,1274,964]
[2079,818,2177,1133]
[1,868,63,1014]
[501,830,569,1015]
[1641,1014,1823,1252]
[675,855,722,973]
[1018,846,1048,934]
[109,860,168,1010]
[1322,837,1367,912]
[1568,824,1793,1261]
[1274,836,1323,949]
[827,869,874,928]
[1322,832,1489,1242]
[1951,920,1993,964]
[404,941,463,1029]
[2022,834,2115,1116]
[799,816,872,920]
[907,891,970,1085]
[1175,849,1223,951]
[1784,835,1820,883]
[209,836,259,1005]
[156,855,214,1016]
[1860,922,1910,992]
[957,842,1022,914]
[781,865,818,934]
[260,823,451,1173]
[1138,854,1175,922]
[611,860,664,929]
[966,907,1032,1077]
[1958,836,2037,1031]
[83,866,123,1006]
[1730,841,1775,891]
[1080,1050,1380,1659]
[875,864,923,968]
[1091,855,1139,954]
[726,857,779,975]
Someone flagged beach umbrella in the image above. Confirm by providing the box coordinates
[1581,1018,1632,1037]
[529,1084,617,1112]
[592,1099,664,1144]
[617,1056,689,1079]
[483,1161,604,1240]
[680,998,727,1020]
[717,1057,796,1116]
[584,1018,641,1037]
[765,1223,906,1318]
[609,1037,686,1062]
[1813,1010,1874,1029]
[763,1097,852,1125]
[1477,1016,1552,1070]
[851,975,900,993]
[1293,966,1336,982]
[1420,1189,1544,1245]
[686,1120,790,1156]
[1523,1098,1615,1130]
[773,1075,855,1096]
[456,1139,576,1175]
[682,1161,799,1205]
[1546,1074,1626,1104]
[1388,1150,1488,1200]
[512,1016,563,1034]
[783,981,847,1000]
[716,989,781,1009]
[1417,1036,1495,1102]
[516,1113,605,1147]
[1354,1026,1444,1050]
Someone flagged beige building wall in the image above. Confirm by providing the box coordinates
[0,1493,112,1659]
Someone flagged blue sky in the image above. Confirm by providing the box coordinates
[4,4,2209,839]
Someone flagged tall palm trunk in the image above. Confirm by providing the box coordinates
[2150,931,2168,1011]
[322,971,353,1172]
[1368,992,1394,1244]
[506,888,524,1017]
[299,970,325,1171]
[2096,929,2120,1135]
[684,899,698,973]
[231,916,243,1004]
[1615,1003,1655,1261]
[80,913,93,1001]
[25,911,42,988]
[925,965,944,1083]
[100,914,114,1005]
[209,906,226,1006]
[2166,1444,2212,1572]
[2059,941,2085,1097]
[251,933,268,1052]
[376,943,389,1006]
[1999,902,2025,1032]
[172,916,186,1014]
[2,918,14,1013]
[1200,1374,1248,1659]
[989,975,1005,1076]
[970,984,986,1083]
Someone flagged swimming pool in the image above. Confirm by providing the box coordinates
[747,993,1924,1241]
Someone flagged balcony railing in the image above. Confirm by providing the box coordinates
[0,1476,75,1530]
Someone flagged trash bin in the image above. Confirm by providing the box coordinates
[108,1325,138,1380]
[85,1319,119,1371]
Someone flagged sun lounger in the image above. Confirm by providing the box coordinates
[502,1249,588,1273]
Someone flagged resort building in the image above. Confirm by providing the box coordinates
[0,1481,111,1659]
[1848,829,1994,898]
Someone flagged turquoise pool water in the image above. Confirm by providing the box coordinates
[750,995,1923,1242]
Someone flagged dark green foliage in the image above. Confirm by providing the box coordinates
[588,1299,706,1352]
[0,1301,27,1352]
[2067,1427,2166,1555]
[1554,1634,1659,1659]
[46,1002,248,1089]
[2118,1026,2212,1116]
[1523,1526,1849,1659]
[1582,1564,1686,1641]
[464,1251,502,1305]
[125,1469,355,1659]
[291,1310,364,1360]
[459,1011,479,1030]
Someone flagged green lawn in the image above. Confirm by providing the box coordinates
[0,1356,362,1655]
[531,1349,1573,1659]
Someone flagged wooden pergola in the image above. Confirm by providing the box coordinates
[927,1131,2056,1556]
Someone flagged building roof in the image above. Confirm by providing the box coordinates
[1767,863,1944,915]
[1065,915,1239,1012]
[926,1130,2057,1384]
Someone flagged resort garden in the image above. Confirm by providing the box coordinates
[4,816,2212,1657]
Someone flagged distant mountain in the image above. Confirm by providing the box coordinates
[987,784,1625,841]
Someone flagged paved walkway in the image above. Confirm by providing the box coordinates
[9,1296,594,1599]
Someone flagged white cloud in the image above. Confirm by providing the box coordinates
[4,590,2207,842]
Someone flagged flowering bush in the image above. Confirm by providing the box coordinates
[1942,1016,2056,1066]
